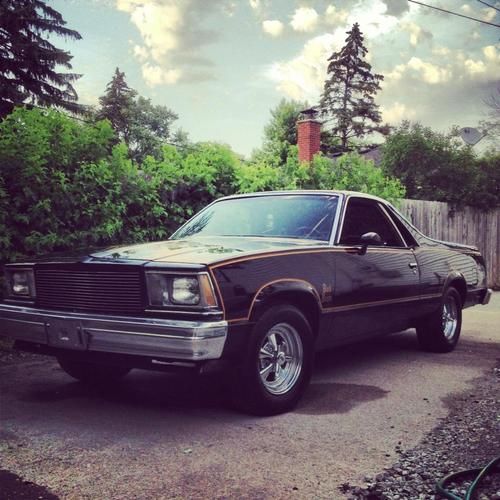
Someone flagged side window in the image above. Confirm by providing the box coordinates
[339,198,405,247]
[385,207,418,247]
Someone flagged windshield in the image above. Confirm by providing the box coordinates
[172,195,339,242]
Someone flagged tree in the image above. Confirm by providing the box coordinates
[479,83,500,149]
[0,0,84,118]
[381,121,500,209]
[319,23,388,151]
[257,99,308,166]
[97,69,179,162]
[128,96,178,162]
[97,68,137,143]
[467,152,500,209]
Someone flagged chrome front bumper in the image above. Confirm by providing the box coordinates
[0,304,227,361]
[482,288,493,305]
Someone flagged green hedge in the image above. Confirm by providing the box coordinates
[0,108,405,265]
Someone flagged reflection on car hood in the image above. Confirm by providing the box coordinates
[89,236,327,265]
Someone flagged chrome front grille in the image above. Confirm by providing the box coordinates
[35,267,144,314]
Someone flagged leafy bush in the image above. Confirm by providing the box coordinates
[0,107,117,261]
[381,121,500,209]
[143,143,241,233]
[239,146,405,203]
[236,162,283,192]
[0,108,405,267]
[310,152,406,203]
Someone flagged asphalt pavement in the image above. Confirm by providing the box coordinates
[0,294,498,499]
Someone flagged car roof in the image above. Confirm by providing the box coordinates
[217,190,389,205]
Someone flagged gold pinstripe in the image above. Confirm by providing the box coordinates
[208,246,443,324]
[225,291,443,324]
[209,245,412,270]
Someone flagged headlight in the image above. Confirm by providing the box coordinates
[172,277,200,305]
[4,268,36,298]
[146,273,218,308]
[146,273,170,306]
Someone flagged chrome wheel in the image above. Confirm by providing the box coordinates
[417,287,462,353]
[258,322,303,395]
[442,295,458,340]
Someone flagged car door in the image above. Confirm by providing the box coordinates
[329,196,421,343]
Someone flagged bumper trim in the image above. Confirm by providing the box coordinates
[482,288,493,306]
[0,303,227,361]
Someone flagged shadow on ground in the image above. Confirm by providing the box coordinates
[4,331,498,422]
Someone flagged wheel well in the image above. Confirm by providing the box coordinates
[448,278,467,306]
[251,291,321,337]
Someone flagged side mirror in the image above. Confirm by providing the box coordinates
[358,232,383,255]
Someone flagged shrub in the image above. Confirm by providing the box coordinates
[381,121,500,209]
[235,146,405,203]
[0,108,406,267]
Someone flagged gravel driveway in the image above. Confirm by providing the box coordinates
[0,294,498,499]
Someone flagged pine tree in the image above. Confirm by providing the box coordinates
[97,68,137,143]
[97,69,179,162]
[0,0,84,118]
[319,23,387,151]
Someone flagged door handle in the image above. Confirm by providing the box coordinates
[408,262,418,269]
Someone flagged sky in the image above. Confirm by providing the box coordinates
[49,0,500,156]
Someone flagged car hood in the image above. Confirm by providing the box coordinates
[88,236,326,266]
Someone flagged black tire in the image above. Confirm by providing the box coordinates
[416,287,462,353]
[57,356,131,384]
[232,304,314,416]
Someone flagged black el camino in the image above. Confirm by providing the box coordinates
[0,191,492,415]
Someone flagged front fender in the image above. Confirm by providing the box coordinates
[443,271,467,304]
[249,279,322,322]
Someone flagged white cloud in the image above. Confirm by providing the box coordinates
[142,63,181,86]
[384,57,451,84]
[248,0,268,18]
[462,45,500,78]
[129,2,181,60]
[464,59,486,75]
[381,102,416,123]
[483,44,500,62]
[267,34,340,100]
[460,3,497,22]
[432,46,451,57]
[325,5,348,26]
[384,63,407,82]
[290,7,319,33]
[384,43,500,89]
[482,7,497,22]
[377,42,500,140]
[133,44,149,62]
[407,57,451,84]
[402,22,433,47]
[262,19,284,37]
[116,0,221,86]
[346,0,399,39]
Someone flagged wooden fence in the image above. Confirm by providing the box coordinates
[399,199,500,289]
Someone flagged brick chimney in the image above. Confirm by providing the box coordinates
[297,117,321,163]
